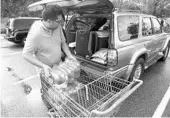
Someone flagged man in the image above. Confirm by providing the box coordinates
[22,5,75,78]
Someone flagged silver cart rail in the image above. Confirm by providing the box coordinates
[40,66,143,117]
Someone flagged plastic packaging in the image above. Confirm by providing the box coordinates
[51,67,67,85]
[60,62,74,81]
[65,58,80,79]
[72,60,80,78]
[92,48,108,61]
[51,57,80,87]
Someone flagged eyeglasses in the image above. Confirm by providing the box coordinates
[55,19,63,24]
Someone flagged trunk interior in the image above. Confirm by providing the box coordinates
[66,15,111,69]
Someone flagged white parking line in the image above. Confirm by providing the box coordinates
[12,74,39,85]
[2,52,22,57]
[152,85,170,118]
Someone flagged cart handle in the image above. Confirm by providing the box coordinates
[91,79,143,116]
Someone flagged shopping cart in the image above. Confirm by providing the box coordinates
[40,66,143,117]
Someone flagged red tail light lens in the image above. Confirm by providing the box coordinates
[107,49,118,66]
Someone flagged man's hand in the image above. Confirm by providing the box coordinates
[42,65,52,78]
[68,55,76,61]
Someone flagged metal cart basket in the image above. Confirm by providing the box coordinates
[40,66,143,117]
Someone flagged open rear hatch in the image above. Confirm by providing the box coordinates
[28,0,114,13]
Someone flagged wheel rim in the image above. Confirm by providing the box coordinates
[164,47,169,58]
[133,64,142,80]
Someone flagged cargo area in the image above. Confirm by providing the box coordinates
[66,16,111,66]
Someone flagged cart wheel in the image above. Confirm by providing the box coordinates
[40,88,43,94]
[23,84,32,94]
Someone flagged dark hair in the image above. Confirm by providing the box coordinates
[42,5,63,21]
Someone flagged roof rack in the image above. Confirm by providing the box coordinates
[114,8,141,13]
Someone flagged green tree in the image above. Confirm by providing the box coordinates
[112,0,170,17]
[147,0,170,17]
[1,0,40,18]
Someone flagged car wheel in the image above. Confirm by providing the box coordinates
[21,36,26,46]
[129,58,144,81]
[159,46,170,61]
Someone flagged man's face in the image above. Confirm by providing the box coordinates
[48,15,63,30]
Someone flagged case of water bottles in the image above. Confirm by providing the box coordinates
[49,58,81,88]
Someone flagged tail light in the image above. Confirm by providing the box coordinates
[10,29,14,35]
[7,29,14,36]
[107,49,118,66]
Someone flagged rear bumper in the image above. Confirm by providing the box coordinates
[5,36,16,42]
[76,56,132,79]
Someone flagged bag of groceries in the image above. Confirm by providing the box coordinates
[91,48,108,64]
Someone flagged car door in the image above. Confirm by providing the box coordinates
[142,17,157,61]
[151,18,166,52]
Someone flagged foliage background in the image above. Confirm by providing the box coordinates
[1,0,170,33]
[1,0,41,18]
[1,0,170,18]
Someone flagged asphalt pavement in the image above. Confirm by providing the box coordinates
[0,34,170,117]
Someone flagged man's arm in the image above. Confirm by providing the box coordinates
[22,23,51,77]
[22,53,45,69]
[61,41,73,58]
[22,53,51,77]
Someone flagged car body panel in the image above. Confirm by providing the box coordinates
[5,17,41,43]
[66,11,169,79]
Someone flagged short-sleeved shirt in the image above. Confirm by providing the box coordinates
[23,20,66,67]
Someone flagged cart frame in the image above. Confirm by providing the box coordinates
[40,66,143,117]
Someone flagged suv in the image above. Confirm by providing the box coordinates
[28,0,170,81]
[5,17,41,45]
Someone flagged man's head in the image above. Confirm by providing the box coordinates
[42,5,64,29]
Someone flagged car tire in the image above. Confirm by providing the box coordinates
[159,45,170,62]
[21,36,26,46]
[129,58,144,82]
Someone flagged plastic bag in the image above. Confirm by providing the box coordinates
[92,48,108,61]
[51,66,68,85]
[91,57,107,64]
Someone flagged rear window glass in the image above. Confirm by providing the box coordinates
[151,18,162,34]
[142,17,153,36]
[71,17,109,31]
[118,15,139,41]
[13,18,40,30]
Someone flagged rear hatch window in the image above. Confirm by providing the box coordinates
[12,18,40,30]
